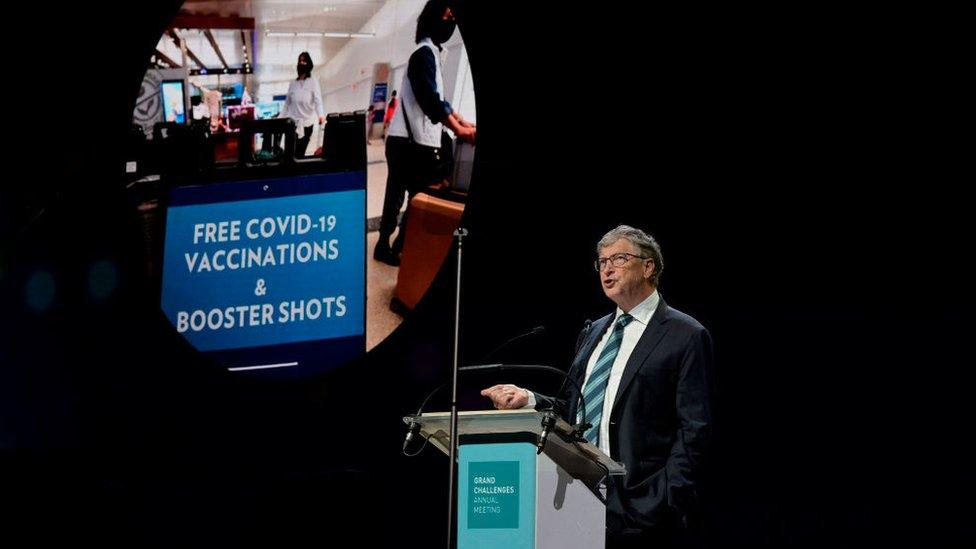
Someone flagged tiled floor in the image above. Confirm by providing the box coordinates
[366,140,388,221]
[365,140,406,351]
[366,230,405,351]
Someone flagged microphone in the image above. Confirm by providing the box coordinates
[459,363,590,445]
[417,326,546,416]
[403,326,547,454]
[402,415,422,453]
[537,410,557,454]
[574,319,593,354]
[478,325,545,363]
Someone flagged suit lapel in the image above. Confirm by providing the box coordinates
[611,298,671,413]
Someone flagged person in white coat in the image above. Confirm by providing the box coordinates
[281,51,325,157]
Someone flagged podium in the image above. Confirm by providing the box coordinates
[406,410,625,549]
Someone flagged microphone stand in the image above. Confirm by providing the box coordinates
[446,227,467,549]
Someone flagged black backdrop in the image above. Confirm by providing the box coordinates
[1,1,971,547]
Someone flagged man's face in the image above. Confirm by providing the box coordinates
[598,238,654,309]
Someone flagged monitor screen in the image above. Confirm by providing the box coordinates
[221,82,244,101]
[255,101,283,120]
[161,80,187,124]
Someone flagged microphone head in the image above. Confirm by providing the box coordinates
[531,326,546,335]
[403,417,422,452]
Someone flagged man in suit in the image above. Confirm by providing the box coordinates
[481,225,713,548]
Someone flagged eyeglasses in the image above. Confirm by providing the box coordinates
[594,252,648,272]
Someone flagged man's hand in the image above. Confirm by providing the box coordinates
[318,115,326,125]
[480,384,530,409]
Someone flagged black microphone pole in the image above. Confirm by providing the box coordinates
[446,227,467,549]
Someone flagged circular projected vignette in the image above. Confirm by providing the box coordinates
[128,0,476,378]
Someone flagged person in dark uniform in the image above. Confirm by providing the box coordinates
[373,0,475,266]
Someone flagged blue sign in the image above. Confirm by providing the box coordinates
[161,172,366,376]
[371,83,389,123]
[371,82,388,105]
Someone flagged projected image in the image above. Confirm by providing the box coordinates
[128,0,477,376]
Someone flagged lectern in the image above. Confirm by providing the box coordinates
[405,409,626,549]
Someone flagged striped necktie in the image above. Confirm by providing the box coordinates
[580,313,634,444]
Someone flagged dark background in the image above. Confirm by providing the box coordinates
[1,1,971,547]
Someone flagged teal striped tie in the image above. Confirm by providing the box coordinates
[580,314,634,444]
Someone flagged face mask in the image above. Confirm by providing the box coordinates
[297,63,310,75]
[432,20,456,45]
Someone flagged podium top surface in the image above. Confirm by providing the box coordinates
[405,409,625,477]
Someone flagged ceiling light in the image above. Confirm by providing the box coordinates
[264,30,370,39]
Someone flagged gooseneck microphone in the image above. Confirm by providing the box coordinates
[402,326,547,454]
[537,410,558,454]
[458,363,590,448]
[575,319,593,354]
[402,416,422,453]
[480,325,545,363]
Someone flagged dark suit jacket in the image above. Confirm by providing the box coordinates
[536,297,713,535]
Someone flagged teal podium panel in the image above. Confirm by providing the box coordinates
[458,442,537,548]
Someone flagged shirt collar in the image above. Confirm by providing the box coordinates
[615,290,659,327]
